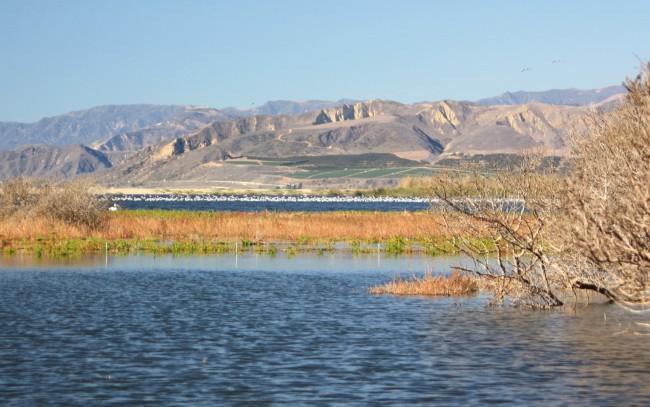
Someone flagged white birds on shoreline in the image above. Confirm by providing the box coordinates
[111,194,435,204]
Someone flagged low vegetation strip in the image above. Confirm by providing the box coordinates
[0,206,491,256]
[369,271,479,297]
[0,179,495,257]
[0,210,467,241]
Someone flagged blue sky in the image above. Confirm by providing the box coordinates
[1,0,649,122]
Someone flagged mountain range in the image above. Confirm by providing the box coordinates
[0,144,112,180]
[0,101,362,153]
[475,85,625,106]
[221,99,358,117]
[0,85,626,187]
[101,99,585,186]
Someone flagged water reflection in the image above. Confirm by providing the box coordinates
[0,252,472,275]
[0,254,647,405]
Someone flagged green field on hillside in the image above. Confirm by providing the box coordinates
[222,152,551,181]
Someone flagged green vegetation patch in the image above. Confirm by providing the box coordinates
[250,153,421,170]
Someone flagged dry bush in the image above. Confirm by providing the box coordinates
[35,182,108,231]
[434,153,566,308]
[560,65,650,310]
[369,270,478,296]
[0,179,108,231]
[433,65,650,310]
[0,178,40,218]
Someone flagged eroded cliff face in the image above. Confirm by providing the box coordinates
[495,109,555,135]
[143,98,583,168]
[313,102,381,124]
[88,95,597,185]
[96,107,232,153]
[416,101,469,130]
[150,115,291,161]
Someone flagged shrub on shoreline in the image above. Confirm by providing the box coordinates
[431,65,650,310]
[0,179,108,231]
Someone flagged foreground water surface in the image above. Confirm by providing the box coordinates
[1,254,648,405]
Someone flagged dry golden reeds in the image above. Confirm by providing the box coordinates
[369,270,479,296]
[0,210,481,242]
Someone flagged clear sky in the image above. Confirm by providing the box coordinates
[1,0,649,122]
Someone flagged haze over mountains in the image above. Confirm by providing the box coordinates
[476,85,625,106]
[0,101,363,152]
[221,99,358,118]
[0,85,626,186]
[0,105,190,150]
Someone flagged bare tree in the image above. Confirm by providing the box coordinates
[561,65,650,310]
[434,154,566,308]
[434,65,650,310]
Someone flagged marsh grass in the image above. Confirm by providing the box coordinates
[0,210,491,257]
[0,233,482,258]
[369,270,479,297]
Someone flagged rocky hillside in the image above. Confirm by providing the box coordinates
[0,86,624,185]
[0,144,112,181]
[94,106,232,153]
[0,105,233,152]
[0,86,620,153]
[104,99,587,184]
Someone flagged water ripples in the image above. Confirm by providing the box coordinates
[1,257,648,405]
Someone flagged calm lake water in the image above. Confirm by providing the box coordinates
[112,195,432,212]
[1,253,648,405]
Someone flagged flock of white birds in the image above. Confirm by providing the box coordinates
[111,194,433,203]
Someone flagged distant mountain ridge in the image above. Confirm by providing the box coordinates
[0,86,622,153]
[101,99,586,185]
[476,85,625,106]
[0,101,358,153]
[0,105,190,151]
[0,85,627,183]
[221,99,357,117]
[94,106,233,153]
